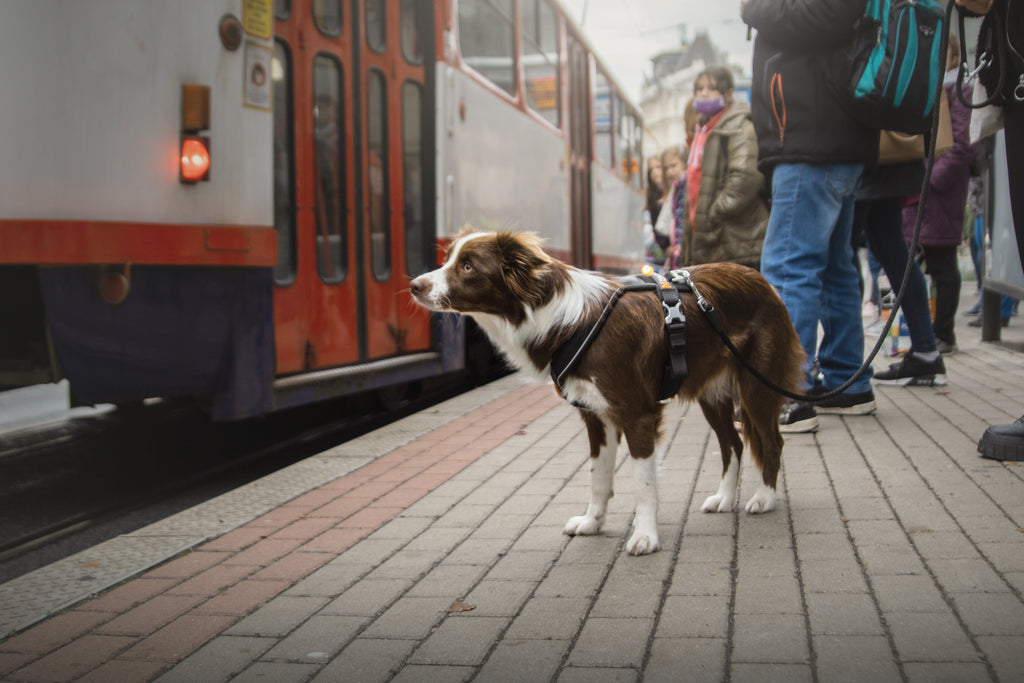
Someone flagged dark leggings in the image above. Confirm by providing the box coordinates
[919,244,961,345]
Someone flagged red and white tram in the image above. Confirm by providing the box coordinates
[0,0,645,419]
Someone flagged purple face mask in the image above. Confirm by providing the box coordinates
[693,95,725,117]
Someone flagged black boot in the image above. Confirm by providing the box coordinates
[978,414,1024,461]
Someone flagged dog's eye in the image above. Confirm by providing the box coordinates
[462,261,472,272]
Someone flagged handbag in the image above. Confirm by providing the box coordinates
[969,78,1006,143]
[877,88,954,164]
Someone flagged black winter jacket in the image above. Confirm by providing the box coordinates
[741,0,879,172]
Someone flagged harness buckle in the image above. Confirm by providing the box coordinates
[663,299,685,326]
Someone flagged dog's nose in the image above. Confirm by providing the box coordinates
[410,276,430,299]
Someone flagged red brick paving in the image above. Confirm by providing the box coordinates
[0,382,557,682]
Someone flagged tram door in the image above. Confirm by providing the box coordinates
[567,34,592,270]
[272,1,432,375]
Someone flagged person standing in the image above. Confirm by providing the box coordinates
[960,0,1024,461]
[858,163,948,386]
[668,66,768,271]
[741,0,878,433]
[900,33,976,355]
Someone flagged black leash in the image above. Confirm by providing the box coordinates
[558,5,963,405]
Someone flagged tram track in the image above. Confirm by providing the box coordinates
[0,375,477,582]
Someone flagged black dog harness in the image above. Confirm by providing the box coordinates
[550,268,716,407]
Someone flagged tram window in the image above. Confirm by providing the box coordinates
[522,0,560,128]
[313,0,342,37]
[368,69,391,281]
[458,0,515,97]
[402,81,427,277]
[313,54,347,284]
[594,69,614,168]
[274,0,290,20]
[272,40,297,285]
[400,0,422,65]
[366,0,385,53]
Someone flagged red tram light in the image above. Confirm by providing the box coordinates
[180,136,210,183]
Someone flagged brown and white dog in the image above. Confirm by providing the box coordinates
[410,229,805,555]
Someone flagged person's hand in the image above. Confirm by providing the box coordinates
[956,0,993,14]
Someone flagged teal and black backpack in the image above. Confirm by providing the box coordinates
[835,0,946,134]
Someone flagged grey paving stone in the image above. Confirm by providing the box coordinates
[731,613,809,664]
[154,635,275,683]
[232,661,320,683]
[813,635,900,682]
[359,596,451,639]
[729,662,814,683]
[885,612,980,663]
[226,596,331,637]
[476,639,568,682]
[655,595,729,638]
[407,616,507,666]
[645,637,726,682]
[567,617,653,668]
[505,596,588,640]
[805,592,884,635]
[261,615,366,662]
[310,638,417,683]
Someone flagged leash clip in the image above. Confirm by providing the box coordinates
[963,53,991,85]
[668,269,713,313]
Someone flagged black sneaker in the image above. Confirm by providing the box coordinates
[874,354,948,386]
[813,389,877,415]
[780,402,818,433]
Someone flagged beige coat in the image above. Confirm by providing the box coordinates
[677,100,768,268]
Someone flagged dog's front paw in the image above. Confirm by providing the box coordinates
[564,515,602,536]
[744,486,776,514]
[626,531,660,555]
[701,492,736,513]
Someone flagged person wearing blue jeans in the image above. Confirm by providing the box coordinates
[743,0,879,433]
[762,162,875,396]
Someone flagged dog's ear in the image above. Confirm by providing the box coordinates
[495,232,550,307]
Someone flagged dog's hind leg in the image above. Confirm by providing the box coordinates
[564,412,617,537]
[621,414,662,555]
[737,382,784,514]
[699,396,744,513]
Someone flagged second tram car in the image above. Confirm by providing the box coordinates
[0,0,645,419]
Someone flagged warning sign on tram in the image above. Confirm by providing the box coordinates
[243,0,272,40]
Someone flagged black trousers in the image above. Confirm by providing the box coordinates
[920,244,961,345]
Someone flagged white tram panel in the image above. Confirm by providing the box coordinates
[437,63,571,252]
[0,1,273,227]
[590,162,646,268]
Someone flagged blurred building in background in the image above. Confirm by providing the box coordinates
[640,26,749,157]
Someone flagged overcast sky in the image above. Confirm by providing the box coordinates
[559,0,754,104]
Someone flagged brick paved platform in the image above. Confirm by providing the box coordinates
[1,298,1023,682]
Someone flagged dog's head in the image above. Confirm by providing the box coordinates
[410,228,562,326]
